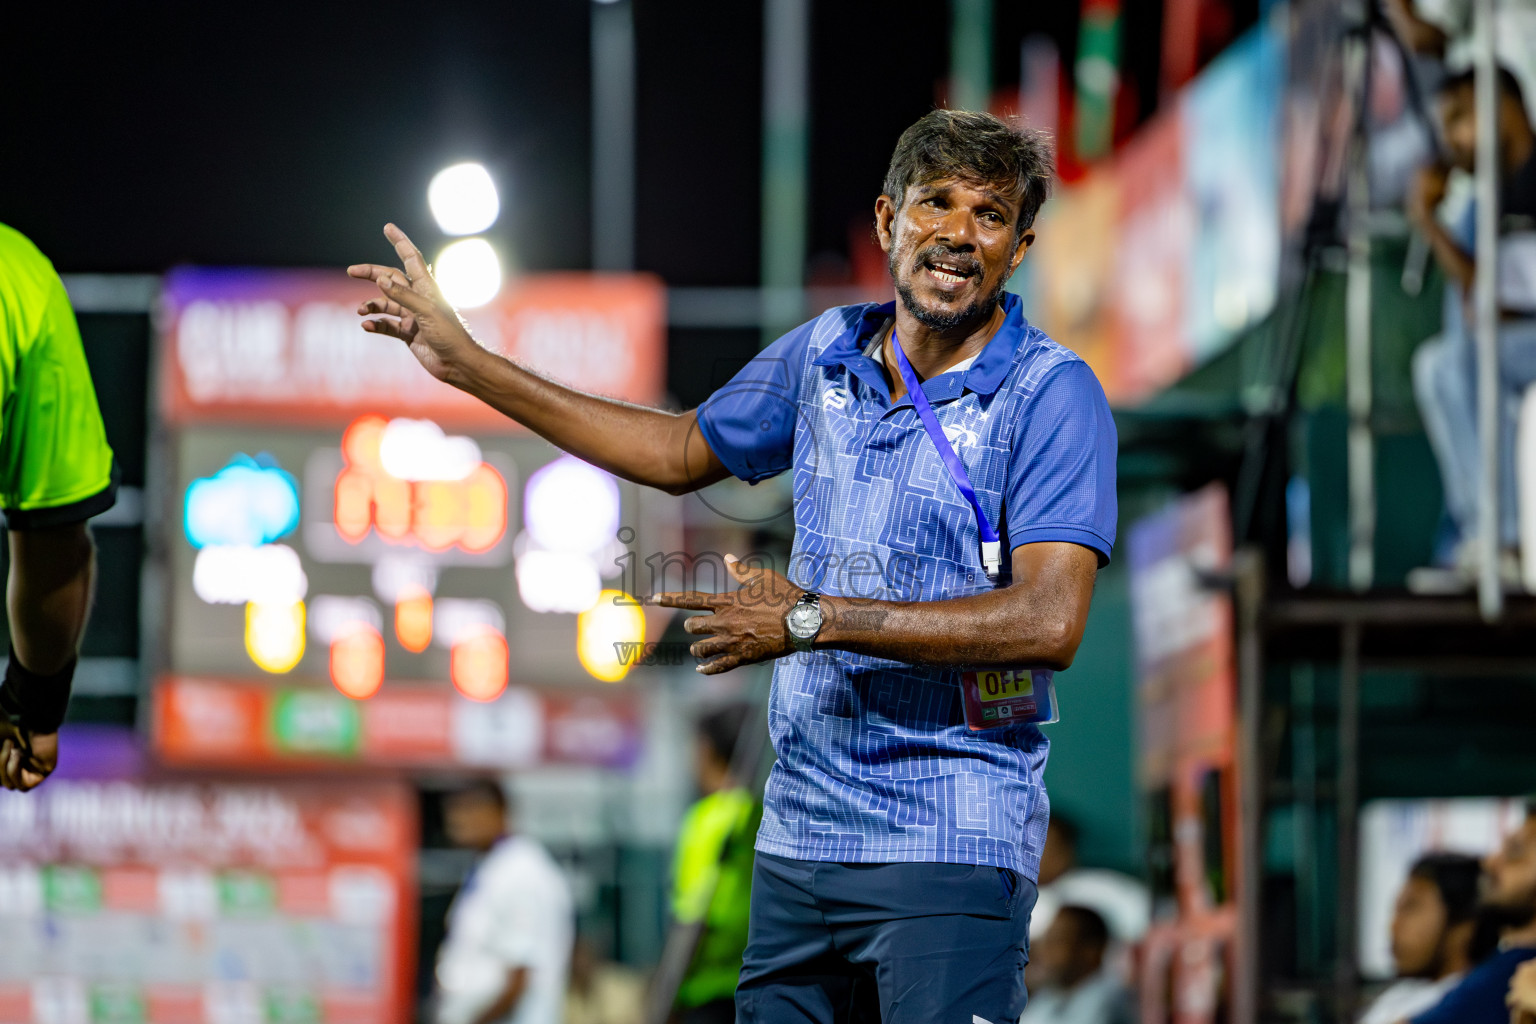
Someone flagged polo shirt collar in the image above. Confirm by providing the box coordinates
[811,292,1030,399]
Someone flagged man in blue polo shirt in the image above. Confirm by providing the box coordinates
[350,108,1115,1023]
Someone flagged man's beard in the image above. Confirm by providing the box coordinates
[890,243,1006,332]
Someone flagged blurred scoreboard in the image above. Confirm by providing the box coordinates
[0,739,417,1024]
[149,269,669,771]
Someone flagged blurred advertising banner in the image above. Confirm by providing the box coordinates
[149,268,668,771]
[1128,484,1237,1024]
[1025,20,1282,405]
[159,269,666,428]
[0,728,417,1024]
[153,677,642,771]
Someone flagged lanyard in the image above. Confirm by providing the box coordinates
[890,331,1002,579]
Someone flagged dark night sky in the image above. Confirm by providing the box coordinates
[2,2,1087,286]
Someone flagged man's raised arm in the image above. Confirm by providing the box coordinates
[348,224,730,496]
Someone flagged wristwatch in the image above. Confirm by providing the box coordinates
[785,592,824,653]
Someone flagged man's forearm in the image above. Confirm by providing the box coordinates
[1422,219,1475,294]
[8,525,96,675]
[818,587,1081,670]
[447,345,725,495]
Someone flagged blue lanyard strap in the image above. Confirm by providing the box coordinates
[889,331,1002,578]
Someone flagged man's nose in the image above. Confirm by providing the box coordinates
[935,210,976,249]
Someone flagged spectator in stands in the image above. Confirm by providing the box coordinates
[433,780,575,1024]
[1031,815,1150,949]
[1508,958,1536,1023]
[1359,852,1483,1024]
[667,705,762,1024]
[564,936,644,1024]
[1408,66,1536,589]
[1384,0,1536,120]
[1408,806,1536,1023]
[1018,905,1135,1024]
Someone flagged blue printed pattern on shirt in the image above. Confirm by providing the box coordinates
[698,297,1116,880]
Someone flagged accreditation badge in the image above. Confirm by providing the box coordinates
[960,668,1059,730]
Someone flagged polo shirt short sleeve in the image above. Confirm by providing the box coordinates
[695,319,817,484]
[1003,357,1117,564]
[0,223,118,529]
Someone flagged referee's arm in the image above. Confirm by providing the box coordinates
[0,246,116,791]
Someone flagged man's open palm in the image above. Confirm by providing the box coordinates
[347,223,476,383]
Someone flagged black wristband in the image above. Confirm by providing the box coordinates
[1,644,76,734]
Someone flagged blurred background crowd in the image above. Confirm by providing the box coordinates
[4,0,1536,1022]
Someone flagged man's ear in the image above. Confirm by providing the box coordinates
[874,195,898,253]
[1009,228,1035,275]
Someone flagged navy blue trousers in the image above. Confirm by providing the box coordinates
[736,853,1037,1024]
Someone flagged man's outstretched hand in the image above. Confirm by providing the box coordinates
[347,224,482,385]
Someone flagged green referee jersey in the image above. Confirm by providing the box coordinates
[0,223,117,528]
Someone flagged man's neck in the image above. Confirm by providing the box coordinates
[885,300,1005,400]
[1503,920,1536,948]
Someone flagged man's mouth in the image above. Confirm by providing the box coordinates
[922,256,978,286]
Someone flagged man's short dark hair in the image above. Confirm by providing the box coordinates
[1056,904,1111,951]
[882,109,1053,234]
[446,777,509,814]
[1408,852,1483,925]
[698,703,752,766]
[1439,65,1526,112]
[1048,813,1080,851]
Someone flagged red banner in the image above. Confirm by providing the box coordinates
[159,269,666,429]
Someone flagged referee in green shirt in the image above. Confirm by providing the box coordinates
[0,222,117,790]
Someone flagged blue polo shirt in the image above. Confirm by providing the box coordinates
[697,292,1117,879]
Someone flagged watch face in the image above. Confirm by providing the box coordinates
[787,602,821,639]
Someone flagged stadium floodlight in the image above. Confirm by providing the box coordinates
[427,162,500,235]
[435,238,502,308]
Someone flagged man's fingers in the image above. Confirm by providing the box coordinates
[383,223,433,284]
[358,297,408,318]
[361,318,411,341]
[347,263,399,283]
[681,614,721,635]
[651,592,724,611]
[689,636,733,659]
[378,276,434,316]
[696,654,741,676]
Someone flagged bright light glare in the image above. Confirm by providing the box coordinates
[524,456,621,553]
[184,456,300,549]
[451,631,509,702]
[194,544,307,605]
[577,590,645,683]
[246,600,306,674]
[428,162,500,236]
[395,587,434,653]
[515,549,602,613]
[435,238,502,309]
[379,418,482,482]
[331,626,386,700]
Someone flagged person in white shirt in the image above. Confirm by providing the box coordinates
[1358,852,1483,1024]
[1030,815,1150,949]
[1019,906,1135,1024]
[434,780,575,1024]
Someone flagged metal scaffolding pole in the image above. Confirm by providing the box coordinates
[760,0,809,345]
[1474,0,1504,619]
[1233,548,1265,1024]
[1334,620,1363,1022]
[591,0,636,272]
[1345,25,1376,592]
[950,0,994,113]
